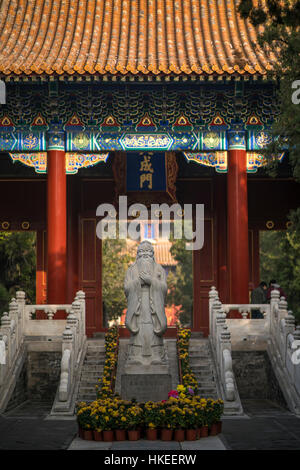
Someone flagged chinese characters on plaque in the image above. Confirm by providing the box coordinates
[126,152,167,192]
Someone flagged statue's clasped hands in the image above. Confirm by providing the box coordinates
[140,271,152,285]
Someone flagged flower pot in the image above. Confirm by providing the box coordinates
[82,429,94,440]
[174,429,185,442]
[186,429,197,441]
[201,426,209,438]
[196,428,202,440]
[160,428,173,441]
[217,421,222,434]
[209,423,218,436]
[128,430,140,441]
[78,426,84,439]
[115,429,126,441]
[103,430,114,441]
[93,430,103,441]
[146,428,157,440]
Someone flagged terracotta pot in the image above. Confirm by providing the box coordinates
[217,421,222,434]
[174,429,185,442]
[115,429,126,441]
[93,430,103,441]
[209,423,219,436]
[128,430,140,441]
[82,429,94,440]
[146,428,157,440]
[201,426,209,438]
[186,429,197,441]
[78,426,84,439]
[103,430,114,441]
[196,428,202,439]
[160,428,173,441]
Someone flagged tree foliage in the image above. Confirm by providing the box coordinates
[102,238,135,324]
[166,238,193,326]
[260,224,300,322]
[0,232,36,314]
[238,0,300,179]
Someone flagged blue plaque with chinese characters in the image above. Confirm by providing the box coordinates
[126,152,167,191]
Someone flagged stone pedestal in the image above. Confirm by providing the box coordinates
[121,367,172,402]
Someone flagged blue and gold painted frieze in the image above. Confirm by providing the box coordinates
[0,129,273,153]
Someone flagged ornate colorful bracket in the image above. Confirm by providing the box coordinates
[9,152,109,174]
[183,151,285,173]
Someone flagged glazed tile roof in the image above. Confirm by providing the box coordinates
[0,0,273,77]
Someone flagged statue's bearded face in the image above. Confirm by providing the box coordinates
[137,246,154,273]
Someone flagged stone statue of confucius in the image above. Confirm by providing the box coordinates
[124,240,168,367]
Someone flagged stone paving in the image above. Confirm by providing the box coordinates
[1,399,300,450]
[68,435,226,451]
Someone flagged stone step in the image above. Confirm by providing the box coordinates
[83,359,105,365]
[86,348,105,354]
[189,361,213,368]
[197,394,218,399]
[80,364,106,372]
[197,387,218,394]
[88,351,105,359]
[77,395,97,403]
[87,343,105,348]
[80,379,101,387]
[197,380,216,387]
[79,385,98,394]
[193,369,213,376]
[190,358,211,362]
[81,370,103,379]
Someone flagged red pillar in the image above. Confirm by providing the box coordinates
[227,132,249,310]
[215,175,229,303]
[47,148,67,305]
[66,176,79,303]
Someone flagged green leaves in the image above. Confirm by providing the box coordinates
[0,232,36,314]
[102,239,135,323]
[260,218,300,321]
[166,238,193,326]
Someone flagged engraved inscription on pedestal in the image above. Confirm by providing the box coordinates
[121,373,172,402]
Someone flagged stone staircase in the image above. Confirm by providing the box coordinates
[76,339,105,403]
[189,338,219,399]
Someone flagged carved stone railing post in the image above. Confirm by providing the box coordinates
[16,291,25,338]
[220,325,235,401]
[270,289,280,336]
[291,325,300,368]
[216,308,226,366]
[59,325,73,402]
[209,286,219,333]
[211,298,222,350]
[67,306,78,361]
[0,312,12,370]
[8,298,18,357]
[75,290,86,340]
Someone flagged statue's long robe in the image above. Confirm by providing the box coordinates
[124,262,168,357]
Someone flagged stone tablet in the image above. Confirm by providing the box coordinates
[121,373,172,402]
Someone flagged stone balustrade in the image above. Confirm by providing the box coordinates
[0,290,86,412]
[208,287,237,402]
[209,286,300,415]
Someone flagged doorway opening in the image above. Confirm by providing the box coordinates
[101,220,193,329]
[0,231,36,316]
